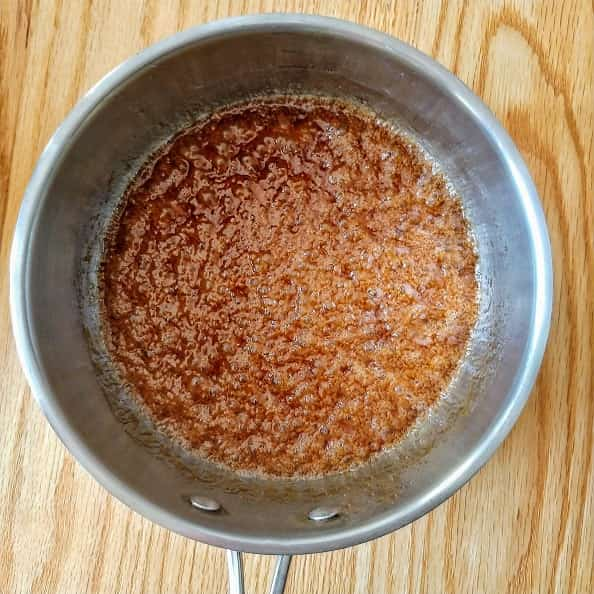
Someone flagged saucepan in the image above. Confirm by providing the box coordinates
[10,15,552,593]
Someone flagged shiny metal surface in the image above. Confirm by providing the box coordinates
[308,507,341,522]
[226,550,244,594]
[10,14,552,557]
[190,495,221,512]
[269,555,292,594]
[228,552,292,594]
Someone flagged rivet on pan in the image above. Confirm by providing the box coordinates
[308,506,339,521]
[189,495,221,512]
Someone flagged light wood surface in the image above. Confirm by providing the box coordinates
[1,1,592,593]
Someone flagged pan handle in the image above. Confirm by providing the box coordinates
[269,554,292,594]
[226,550,292,594]
[226,550,244,594]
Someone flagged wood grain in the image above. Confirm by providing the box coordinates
[0,1,592,593]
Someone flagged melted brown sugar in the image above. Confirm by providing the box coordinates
[102,97,478,477]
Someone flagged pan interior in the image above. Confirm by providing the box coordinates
[21,20,543,552]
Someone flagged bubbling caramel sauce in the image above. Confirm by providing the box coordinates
[102,97,478,477]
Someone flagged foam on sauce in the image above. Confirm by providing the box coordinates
[102,96,478,477]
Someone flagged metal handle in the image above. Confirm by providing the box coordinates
[226,550,292,594]
[226,550,245,594]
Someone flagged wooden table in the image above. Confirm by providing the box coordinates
[1,1,592,593]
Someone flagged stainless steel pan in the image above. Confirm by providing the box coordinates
[10,15,552,593]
